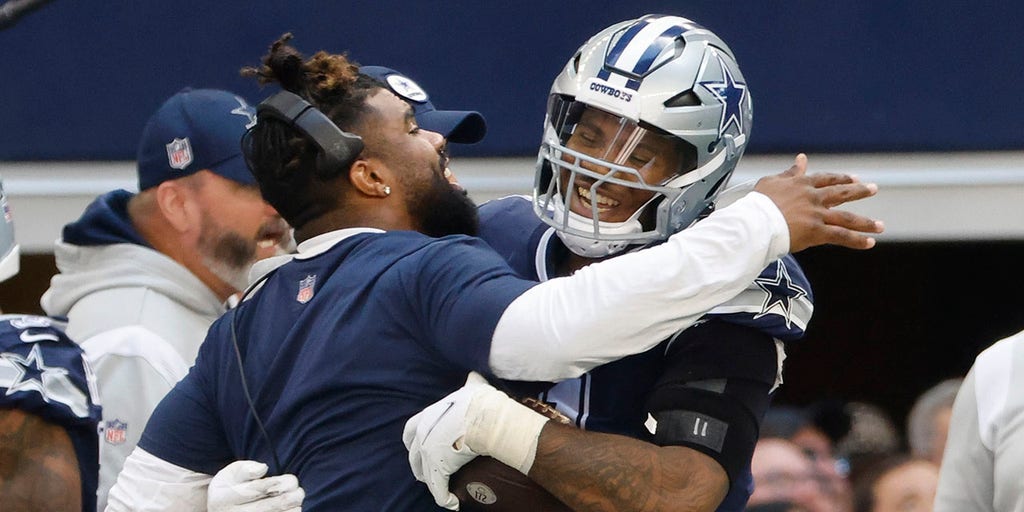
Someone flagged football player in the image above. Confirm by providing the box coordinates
[0,176,103,511]
[409,14,812,511]
[107,33,880,511]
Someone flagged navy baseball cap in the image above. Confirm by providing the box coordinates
[361,66,487,144]
[137,88,258,190]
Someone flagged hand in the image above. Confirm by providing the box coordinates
[207,460,304,512]
[403,372,493,510]
[754,153,885,252]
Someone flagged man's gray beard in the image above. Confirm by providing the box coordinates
[202,253,252,293]
[198,220,257,293]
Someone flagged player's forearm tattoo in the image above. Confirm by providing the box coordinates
[529,422,727,512]
[0,409,82,511]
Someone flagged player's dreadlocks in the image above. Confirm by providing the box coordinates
[240,33,383,229]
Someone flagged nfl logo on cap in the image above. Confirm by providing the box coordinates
[297,275,316,304]
[166,137,193,170]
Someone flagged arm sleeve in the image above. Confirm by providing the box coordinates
[490,192,790,381]
[105,447,211,512]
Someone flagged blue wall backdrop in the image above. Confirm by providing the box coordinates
[1,1,1021,160]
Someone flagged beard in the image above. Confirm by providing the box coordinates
[198,214,258,292]
[404,167,479,238]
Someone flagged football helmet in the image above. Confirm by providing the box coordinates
[0,176,19,282]
[533,14,753,257]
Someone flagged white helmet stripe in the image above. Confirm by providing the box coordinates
[602,16,690,89]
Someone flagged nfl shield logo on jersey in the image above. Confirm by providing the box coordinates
[103,419,128,445]
[296,274,317,304]
[165,137,193,169]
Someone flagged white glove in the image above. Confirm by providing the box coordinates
[403,373,488,510]
[403,372,550,510]
[207,460,305,512]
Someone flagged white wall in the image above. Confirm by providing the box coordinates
[4,151,1023,253]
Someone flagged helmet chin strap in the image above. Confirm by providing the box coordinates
[550,194,644,258]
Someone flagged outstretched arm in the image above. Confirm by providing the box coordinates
[490,155,882,382]
[0,408,82,512]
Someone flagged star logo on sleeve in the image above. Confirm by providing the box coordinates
[1,344,70,400]
[699,52,748,138]
[753,260,809,329]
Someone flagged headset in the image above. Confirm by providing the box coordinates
[243,90,365,179]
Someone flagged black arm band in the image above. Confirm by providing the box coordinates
[647,378,771,486]
[644,319,778,485]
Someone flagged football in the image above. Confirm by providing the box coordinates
[450,398,574,511]
[451,456,571,511]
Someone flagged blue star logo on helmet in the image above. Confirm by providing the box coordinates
[699,52,748,139]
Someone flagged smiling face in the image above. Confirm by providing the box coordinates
[558,106,691,223]
[363,90,478,237]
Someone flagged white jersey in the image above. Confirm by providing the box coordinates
[935,329,1024,512]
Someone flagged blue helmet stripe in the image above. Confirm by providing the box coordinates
[628,25,687,77]
[600,16,706,89]
[604,18,654,68]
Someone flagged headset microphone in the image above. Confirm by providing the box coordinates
[229,273,284,474]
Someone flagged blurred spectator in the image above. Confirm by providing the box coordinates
[906,378,962,466]
[837,401,902,479]
[763,405,853,512]
[750,437,833,512]
[851,455,938,512]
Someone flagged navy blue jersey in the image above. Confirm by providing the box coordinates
[140,230,536,511]
[478,196,813,511]
[0,314,101,512]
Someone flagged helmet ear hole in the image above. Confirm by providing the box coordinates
[705,172,732,201]
[571,52,582,74]
[664,90,701,108]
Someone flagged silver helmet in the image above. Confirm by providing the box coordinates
[533,14,753,257]
[0,176,18,282]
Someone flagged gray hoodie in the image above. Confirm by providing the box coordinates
[41,190,226,511]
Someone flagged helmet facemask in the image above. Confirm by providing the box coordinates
[534,97,705,257]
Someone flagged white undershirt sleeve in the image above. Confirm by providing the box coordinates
[489,192,789,381]
[105,446,211,512]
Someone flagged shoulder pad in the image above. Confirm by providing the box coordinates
[704,255,813,341]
